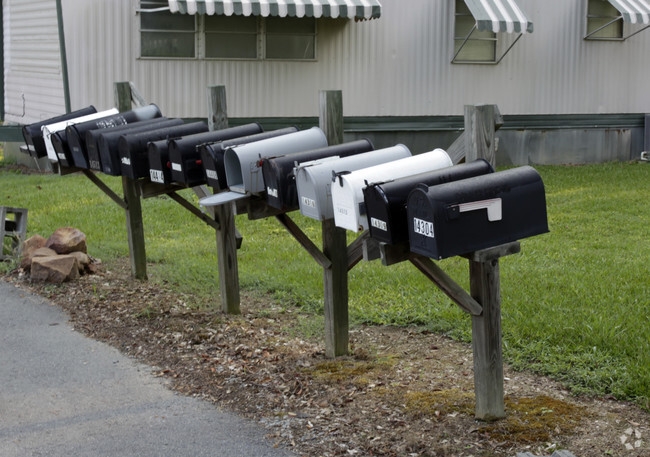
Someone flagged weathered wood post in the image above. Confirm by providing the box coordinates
[114,81,147,280]
[464,104,502,169]
[469,250,505,420]
[464,104,507,420]
[319,90,348,357]
[206,85,241,314]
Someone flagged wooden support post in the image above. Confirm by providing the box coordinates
[320,90,348,357]
[207,85,240,314]
[464,104,503,169]
[322,218,349,357]
[114,81,147,280]
[469,257,505,420]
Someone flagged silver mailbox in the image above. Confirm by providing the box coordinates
[331,148,453,232]
[199,127,328,207]
[295,145,412,221]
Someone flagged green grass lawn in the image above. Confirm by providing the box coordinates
[1,161,648,409]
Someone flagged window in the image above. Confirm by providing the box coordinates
[139,1,316,60]
[140,0,196,57]
[453,0,496,63]
[586,0,623,39]
[205,15,258,59]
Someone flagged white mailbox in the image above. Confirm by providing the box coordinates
[331,148,453,232]
[41,109,119,163]
[295,145,412,221]
[199,127,328,207]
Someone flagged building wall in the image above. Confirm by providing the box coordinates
[59,0,650,119]
[3,0,66,125]
[3,0,648,164]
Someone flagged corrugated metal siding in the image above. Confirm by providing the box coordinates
[58,0,650,118]
[4,0,66,124]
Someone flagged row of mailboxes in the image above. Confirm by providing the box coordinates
[25,108,548,261]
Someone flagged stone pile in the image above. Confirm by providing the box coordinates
[20,227,99,283]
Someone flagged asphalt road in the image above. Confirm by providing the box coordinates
[0,280,295,457]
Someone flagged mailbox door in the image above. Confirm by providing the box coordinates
[408,166,549,259]
[363,160,494,244]
[148,139,171,184]
[51,132,74,167]
[295,145,412,221]
[262,139,375,212]
[332,148,453,232]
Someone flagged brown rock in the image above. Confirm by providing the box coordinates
[20,235,48,269]
[68,251,90,273]
[46,227,87,255]
[31,255,80,283]
[32,247,58,258]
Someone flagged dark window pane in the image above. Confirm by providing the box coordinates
[266,35,315,59]
[141,10,195,30]
[141,31,195,57]
[206,33,258,58]
[205,14,257,32]
[266,17,315,34]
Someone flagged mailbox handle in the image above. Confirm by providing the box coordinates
[456,198,502,222]
[332,170,351,187]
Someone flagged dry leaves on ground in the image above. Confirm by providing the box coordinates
[4,261,649,457]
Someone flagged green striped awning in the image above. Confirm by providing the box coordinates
[168,0,382,20]
[607,0,650,24]
[463,0,533,33]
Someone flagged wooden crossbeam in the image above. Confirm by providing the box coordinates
[275,213,331,269]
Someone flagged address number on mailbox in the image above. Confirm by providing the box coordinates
[413,217,435,238]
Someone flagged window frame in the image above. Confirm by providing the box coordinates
[452,0,498,65]
[137,2,318,61]
[584,0,624,41]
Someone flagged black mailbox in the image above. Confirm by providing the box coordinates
[407,166,549,260]
[199,127,298,190]
[261,139,374,212]
[118,122,209,179]
[87,118,182,175]
[65,104,162,168]
[147,139,173,184]
[50,130,75,168]
[22,106,97,158]
[167,123,263,186]
[363,160,494,245]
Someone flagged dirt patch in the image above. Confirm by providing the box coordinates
[3,260,649,457]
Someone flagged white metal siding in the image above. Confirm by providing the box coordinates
[4,0,66,124]
[53,0,650,118]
